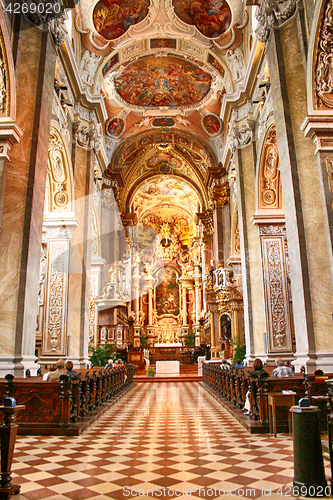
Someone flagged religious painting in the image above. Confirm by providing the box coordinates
[202,114,222,135]
[155,267,180,316]
[153,117,175,127]
[93,0,150,41]
[155,132,173,143]
[208,53,225,77]
[133,175,199,220]
[147,152,182,170]
[105,117,125,138]
[123,142,136,159]
[102,53,119,76]
[114,55,212,107]
[151,39,177,49]
[172,0,232,39]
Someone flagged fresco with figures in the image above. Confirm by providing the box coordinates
[93,0,150,40]
[155,268,180,316]
[114,56,212,107]
[172,0,232,38]
[132,175,199,218]
[147,151,182,171]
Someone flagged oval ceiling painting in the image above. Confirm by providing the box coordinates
[105,117,125,138]
[172,0,232,39]
[114,56,212,108]
[202,114,222,136]
[93,0,150,40]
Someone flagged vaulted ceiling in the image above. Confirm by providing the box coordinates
[75,0,254,239]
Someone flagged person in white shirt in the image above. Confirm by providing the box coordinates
[272,358,294,377]
[43,363,57,381]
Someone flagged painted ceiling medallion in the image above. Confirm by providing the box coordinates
[202,114,222,136]
[114,55,212,108]
[93,0,150,41]
[172,0,232,39]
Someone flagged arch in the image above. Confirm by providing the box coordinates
[128,172,204,218]
[308,0,333,112]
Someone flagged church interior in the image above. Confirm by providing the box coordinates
[0,0,333,497]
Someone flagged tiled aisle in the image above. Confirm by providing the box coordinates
[12,382,329,500]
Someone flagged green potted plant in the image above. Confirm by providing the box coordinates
[184,332,195,347]
[89,344,116,367]
[232,342,246,364]
[146,367,155,377]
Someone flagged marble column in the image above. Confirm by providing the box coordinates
[266,17,333,371]
[147,276,153,326]
[182,285,187,326]
[0,22,56,376]
[234,143,266,362]
[66,135,94,367]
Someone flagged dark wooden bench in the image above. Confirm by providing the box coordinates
[202,363,333,433]
[0,364,135,435]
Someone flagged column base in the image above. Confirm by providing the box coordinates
[292,351,318,373]
[0,355,39,378]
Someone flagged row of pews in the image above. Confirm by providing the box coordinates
[202,363,332,433]
[0,364,135,436]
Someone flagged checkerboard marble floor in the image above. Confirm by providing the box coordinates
[12,382,330,500]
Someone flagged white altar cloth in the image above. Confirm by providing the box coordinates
[156,360,180,376]
[154,343,182,348]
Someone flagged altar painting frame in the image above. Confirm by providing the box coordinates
[154,267,180,319]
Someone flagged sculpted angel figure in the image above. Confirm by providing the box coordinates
[135,116,152,129]
[175,115,191,127]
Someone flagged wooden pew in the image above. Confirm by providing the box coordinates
[0,364,134,435]
[202,362,333,433]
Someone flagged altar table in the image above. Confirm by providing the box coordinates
[156,360,180,377]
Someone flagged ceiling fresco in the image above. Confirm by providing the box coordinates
[114,56,212,108]
[110,130,217,183]
[132,175,200,220]
[172,0,232,38]
[93,0,150,40]
[146,152,183,172]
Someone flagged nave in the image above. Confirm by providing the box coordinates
[12,382,324,500]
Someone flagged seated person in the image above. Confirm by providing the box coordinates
[115,359,127,381]
[220,359,230,370]
[249,358,269,378]
[65,360,80,380]
[233,359,244,370]
[43,363,57,381]
[314,369,328,380]
[272,358,294,377]
[105,359,114,370]
[244,358,269,414]
[47,359,66,382]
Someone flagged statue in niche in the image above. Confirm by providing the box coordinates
[80,51,101,86]
[220,314,231,341]
[225,48,244,82]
